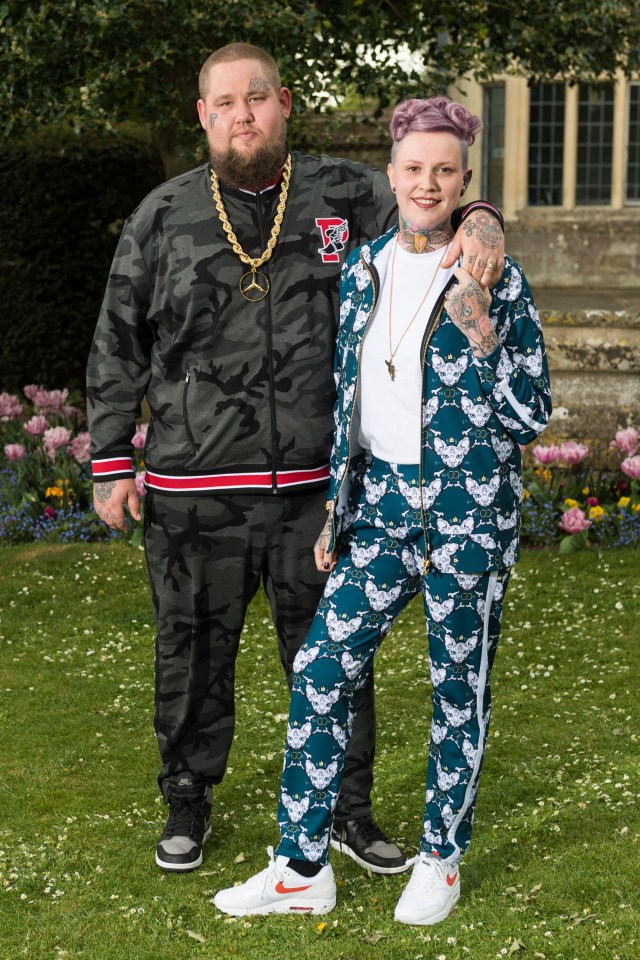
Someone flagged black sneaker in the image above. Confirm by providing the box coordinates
[330,816,410,874]
[156,774,212,872]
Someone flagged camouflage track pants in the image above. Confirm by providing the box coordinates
[275,456,510,865]
[144,487,375,821]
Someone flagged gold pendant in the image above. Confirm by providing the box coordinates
[385,358,396,381]
[239,269,270,301]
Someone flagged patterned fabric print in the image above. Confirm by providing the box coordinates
[327,228,552,573]
[144,487,375,820]
[276,455,508,865]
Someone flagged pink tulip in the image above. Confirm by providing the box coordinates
[0,392,24,420]
[532,444,560,465]
[559,506,592,534]
[558,441,589,465]
[134,470,147,497]
[23,414,50,435]
[4,443,26,462]
[131,423,149,449]
[68,431,92,463]
[43,426,73,459]
[610,427,639,456]
[23,384,40,402]
[32,388,69,414]
[621,455,640,480]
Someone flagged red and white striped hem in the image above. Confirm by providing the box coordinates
[144,465,330,493]
[92,457,135,477]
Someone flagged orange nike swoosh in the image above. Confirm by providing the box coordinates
[446,872,458,887]
[275,880,313,894]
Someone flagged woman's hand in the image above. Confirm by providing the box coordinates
[314,514,338,572]
[445,268,499,358]
[441,210,504,286]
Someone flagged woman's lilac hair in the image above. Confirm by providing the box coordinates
[389,97,483,167]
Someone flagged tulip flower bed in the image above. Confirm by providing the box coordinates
[1,386,639,552]
[0,386,146,544]
[521,429,640,553]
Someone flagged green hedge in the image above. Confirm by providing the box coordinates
[0,126,165,392]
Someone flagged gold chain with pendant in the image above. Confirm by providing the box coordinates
[210,154,292,302]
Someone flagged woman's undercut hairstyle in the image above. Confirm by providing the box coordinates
[199,43,281,98]
[389,97,483,168]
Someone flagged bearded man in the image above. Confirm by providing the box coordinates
[87,43,505,875]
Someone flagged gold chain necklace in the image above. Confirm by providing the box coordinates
[210,154,292,302]
[385,239,451,381]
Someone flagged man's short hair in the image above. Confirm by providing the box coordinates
[199,44,281,98]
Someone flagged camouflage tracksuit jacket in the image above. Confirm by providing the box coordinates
[87,153,397,494]
[327,227,552,573]
[87,154,501,495]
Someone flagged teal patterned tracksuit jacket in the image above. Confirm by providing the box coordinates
[327,227,553,573]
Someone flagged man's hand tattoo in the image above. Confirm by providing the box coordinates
[95,481,115,503]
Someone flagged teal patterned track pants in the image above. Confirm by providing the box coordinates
[276,453,509,865]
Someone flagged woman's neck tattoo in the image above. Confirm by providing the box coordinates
[397,217,454,254]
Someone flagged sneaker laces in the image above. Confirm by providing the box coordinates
[239,847,286,897]
[348,817,390,847]
[164,796,205,840]
[405,856,447,893]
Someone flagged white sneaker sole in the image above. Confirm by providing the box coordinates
[212,893,336,917]
[155,824,211,872]
[329,837,414,875]
[394,890,460,926]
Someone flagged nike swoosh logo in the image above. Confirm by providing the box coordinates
[446,872,458,887]
[275,881,312,894]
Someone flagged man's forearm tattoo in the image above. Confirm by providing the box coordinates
[463,212,501,249]
[94,481,116,503]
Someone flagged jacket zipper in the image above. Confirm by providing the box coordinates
[329,251,380,545]
[418,278,456,573]
[256,188,278,493]
[183,370,198,457]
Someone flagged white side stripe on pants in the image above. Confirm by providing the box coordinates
[445,569,499,862]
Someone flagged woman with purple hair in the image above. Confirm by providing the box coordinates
[215,97,551,924]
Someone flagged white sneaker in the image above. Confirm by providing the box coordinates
[213,847,336,917]
[394,855,460,926]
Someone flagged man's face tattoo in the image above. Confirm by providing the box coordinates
[209,113,218,129]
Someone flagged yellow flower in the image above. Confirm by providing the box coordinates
[564,498,579,508]
[45,486,64,498]
[316,922,326,933]
[522,489,530,500]
[635,504,640,513]
[582,486,590,495]
[542,469,552,483]
[618,496,631,508]
[588,505,606,521]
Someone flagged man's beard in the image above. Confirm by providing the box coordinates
[210,130,287,191]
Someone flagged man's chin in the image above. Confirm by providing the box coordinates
[210,136,287,192]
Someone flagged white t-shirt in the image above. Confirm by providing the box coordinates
[358,242,454,464]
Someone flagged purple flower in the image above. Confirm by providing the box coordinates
[4,443,27,462]
[43,426,73,459]
[0,392,24,421]
[24,414,50,436]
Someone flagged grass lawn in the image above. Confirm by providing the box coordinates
[0,542,638,960]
